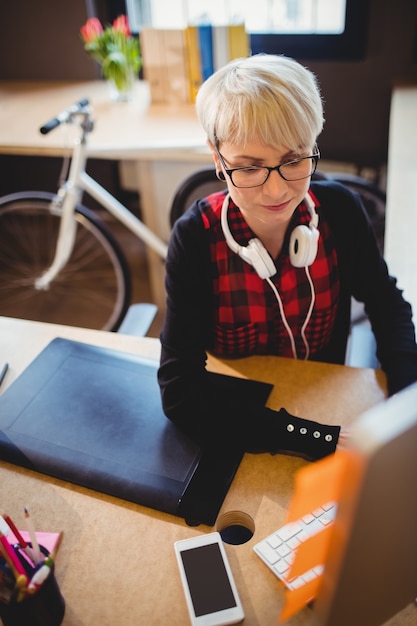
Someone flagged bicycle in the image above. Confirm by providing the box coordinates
[0,99,168,331]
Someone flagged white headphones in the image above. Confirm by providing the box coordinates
[220,193,319,278]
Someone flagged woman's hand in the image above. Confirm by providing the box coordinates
[336,427,352,450]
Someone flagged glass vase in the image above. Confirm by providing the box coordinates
[106,67,136,102]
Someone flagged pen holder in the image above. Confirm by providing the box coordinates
[0,552,65,626]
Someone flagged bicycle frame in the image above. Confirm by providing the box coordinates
[35,108,168,290]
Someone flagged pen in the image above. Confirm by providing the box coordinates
[15,574,28,603]
[3,513,36,564]
[27,556,53,593]
[0,363,8,387]
[0,532,28,581]
[24,508,42,565]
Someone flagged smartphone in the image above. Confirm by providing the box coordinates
[174,532,245,626]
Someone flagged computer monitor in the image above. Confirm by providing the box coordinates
[312,381,417,626]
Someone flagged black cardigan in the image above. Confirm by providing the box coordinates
[158,181,417,460]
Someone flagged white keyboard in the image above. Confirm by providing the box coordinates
[253,501,337,590]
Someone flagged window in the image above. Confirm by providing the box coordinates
[125,0,370,60]
[250,0,370,60]
[128,0,346,34]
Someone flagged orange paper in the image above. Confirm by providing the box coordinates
[284,451,350,525]
[279,450,359,623]
[288,524,334,580]
[280,576,322,622]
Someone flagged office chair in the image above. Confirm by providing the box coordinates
[169,168,226,227]
[313,171,386,252]
[169,168,385,367]
[314,171,386,367]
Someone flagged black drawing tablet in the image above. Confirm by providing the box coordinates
[0,338,272,526]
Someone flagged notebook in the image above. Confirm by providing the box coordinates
[0,337,273,526]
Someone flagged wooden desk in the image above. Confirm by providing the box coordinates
[4,315,414,626]
[0,80,212,309]
[385,85,417,325]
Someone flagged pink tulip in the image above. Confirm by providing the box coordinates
[80,17,103,42]
[112,15,131,37]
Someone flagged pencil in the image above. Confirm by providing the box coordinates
[49,530,64,561]
[24,508,42,565]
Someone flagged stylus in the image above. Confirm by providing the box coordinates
[0,362,8,387]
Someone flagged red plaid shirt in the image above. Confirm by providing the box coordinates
[201,192,340,359]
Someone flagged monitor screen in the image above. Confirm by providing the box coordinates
[312,382,417,626]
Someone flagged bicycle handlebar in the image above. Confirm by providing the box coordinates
[40,98,90,135]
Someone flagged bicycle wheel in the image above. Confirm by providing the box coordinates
[0,191,131,331]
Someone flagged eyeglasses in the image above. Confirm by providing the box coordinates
[216,149,320,188]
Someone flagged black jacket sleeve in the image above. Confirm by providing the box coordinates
[158,202,339,461]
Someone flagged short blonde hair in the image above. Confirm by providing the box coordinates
[196,54,324,152]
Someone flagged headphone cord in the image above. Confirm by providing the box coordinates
[266,267,315,360]
[300,265,315,360]
[266,277,298,359]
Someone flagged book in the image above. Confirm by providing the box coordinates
[229,23,249,60]
[185,25,202,103]
[212,25,230,71]
[141,28,189,104]
[198,23,214,81]
[140,27,166,103]
[161,28,189,104]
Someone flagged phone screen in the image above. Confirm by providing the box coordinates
[179,543,237,617]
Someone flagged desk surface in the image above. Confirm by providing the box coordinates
[1,316,414,625]
[0,80,210,161]
[385,85,417,325]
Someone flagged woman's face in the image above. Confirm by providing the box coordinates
[212,139,313,233]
